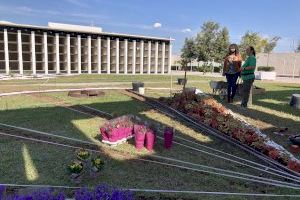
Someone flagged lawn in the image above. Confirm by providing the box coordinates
[0,74,300,199]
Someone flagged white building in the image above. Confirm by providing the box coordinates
[0,21,173,76]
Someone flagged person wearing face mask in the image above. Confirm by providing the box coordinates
[223,44,242,103]
[241,46,256,108]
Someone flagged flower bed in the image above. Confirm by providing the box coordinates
[100,115,137,145]
[159,91,300,173]
[0,184,133,200]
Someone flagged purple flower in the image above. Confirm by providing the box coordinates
[75,188,93,200]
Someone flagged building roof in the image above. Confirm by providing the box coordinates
[0,21,174,42]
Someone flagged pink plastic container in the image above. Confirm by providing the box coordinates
[164,127,174,149]
[100,127,109,141]
[145,130,156,151]
[134,125,146,150]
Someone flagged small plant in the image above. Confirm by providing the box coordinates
[91,157,105,172]
[67,161,83,175]
[68,161,83,174]
[76,149,90,161]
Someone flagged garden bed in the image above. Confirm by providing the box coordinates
[159,91,300,173]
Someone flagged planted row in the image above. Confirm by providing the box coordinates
[159,92,300,173]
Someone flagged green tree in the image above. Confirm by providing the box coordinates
[195,21,229,63]
[181,38,197,64]
[264,36,281,53]
[239,31,266,58]
[214,27,230,63]
[264,36,281,66]
[180,38,196,89]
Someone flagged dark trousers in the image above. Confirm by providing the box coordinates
[241,78,254,107]
[225,73,239,100]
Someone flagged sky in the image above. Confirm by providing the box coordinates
[0,0,299,54]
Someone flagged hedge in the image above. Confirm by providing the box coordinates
[257,66,275,72]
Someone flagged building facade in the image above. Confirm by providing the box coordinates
[0,21,173,76]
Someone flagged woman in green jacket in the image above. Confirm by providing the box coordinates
[241,46,256,107]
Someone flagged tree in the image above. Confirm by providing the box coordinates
[195,21,229,63]
[264,36,281,66]
[239,31,266,58]
[264,36,281,53]
[214,27,230,63]
[180,38,197,90]
[181,38,197,64]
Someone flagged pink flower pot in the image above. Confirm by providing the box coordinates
[164,127,174,149]
[134,125,146,150]
[109,128,125,142]
[145,130,156,151]
[100,127,109,141]
[125,127,134,138]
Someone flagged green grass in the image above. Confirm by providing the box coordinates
[1,75,300,199]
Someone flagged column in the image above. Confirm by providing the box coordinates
[31,31,36,76]
[140,40,144,74]
[147,41,151,74]
[168,41,172,74]
[77,35,81,74]
[55,33,60,74]
[17,30,23,75]
[66,34,71,74]
[132,40,136,74]
[43,32,48,75]
[124,39,128,74]
[107,37,110,74]
[161,42,165,74]
[4,29,9,75]
[116,38,119,74]
[155,41,158,74]
[87,36,92,74]
[97,37,101,74]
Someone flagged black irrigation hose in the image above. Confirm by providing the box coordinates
[124,90,300,180]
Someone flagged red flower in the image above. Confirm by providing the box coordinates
[210,119,218,129]
[287,160,300,173]
[268,149,280,160]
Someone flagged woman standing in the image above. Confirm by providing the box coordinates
[223,44,242,103]
[241,46,256,107]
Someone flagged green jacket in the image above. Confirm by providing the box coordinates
[241,55,256,80]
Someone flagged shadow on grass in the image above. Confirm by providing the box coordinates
[0,93,298,199]
[253,89,300,116]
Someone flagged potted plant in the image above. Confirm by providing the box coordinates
[100,115,135,145]
[255,66,276,80]
[91,157,105,172]
[145,125,156,151]
[134,124,147,150]
[132,82,144,92]
[76,149,90,162]
[164,126,174,149]
[67,161,83,183]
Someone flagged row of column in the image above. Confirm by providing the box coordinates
[3,29,172,75]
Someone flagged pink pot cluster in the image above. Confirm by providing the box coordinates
[100,115,135,145]
[134,124,156,151]
[100,115,157,151]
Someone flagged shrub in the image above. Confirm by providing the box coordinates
[257,66,275,72]
[213,66,221,73]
